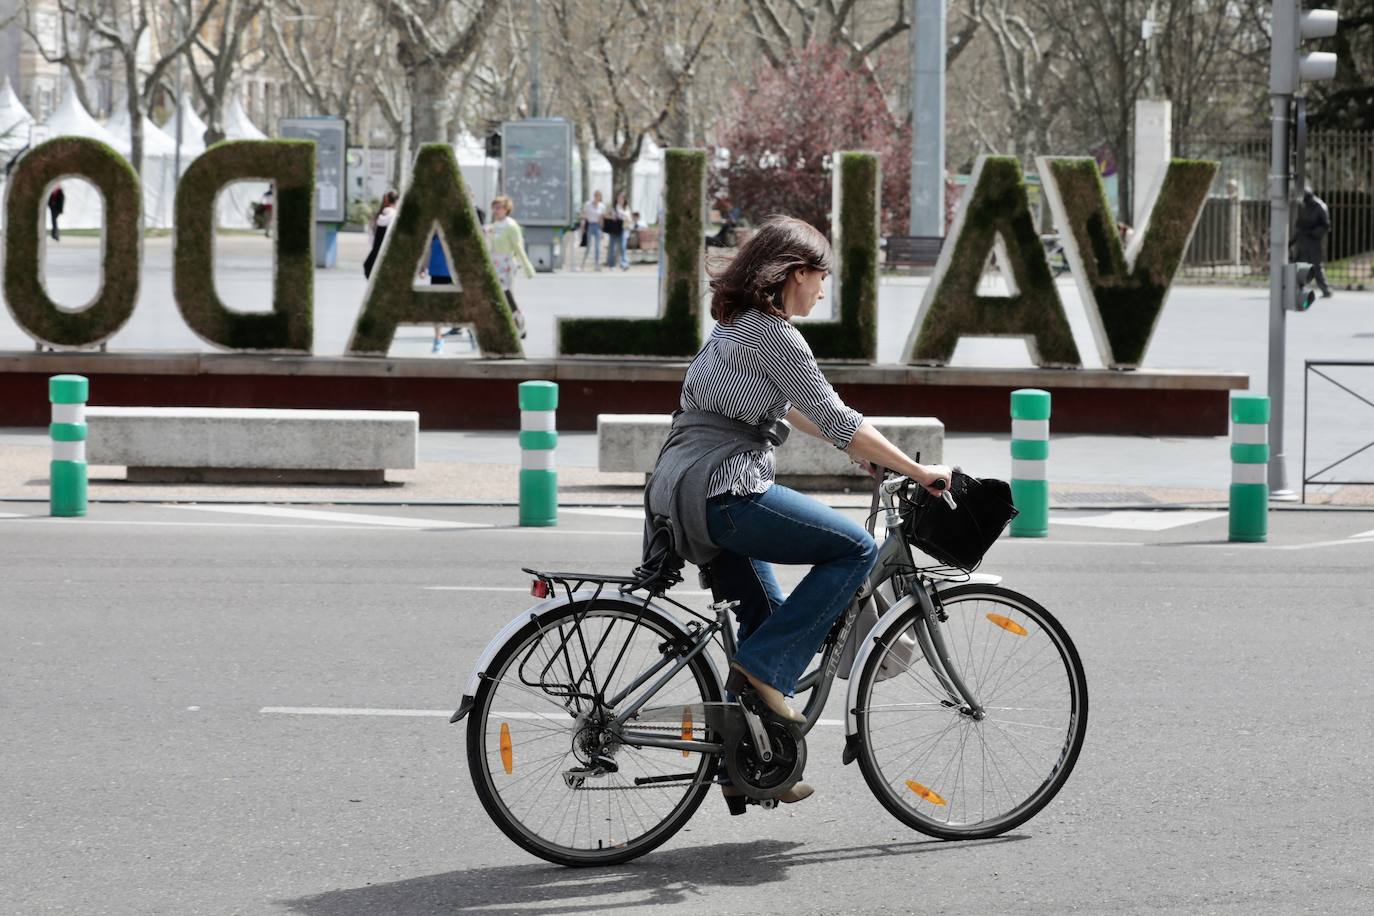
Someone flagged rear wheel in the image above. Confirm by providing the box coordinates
[854,585,1087,839]
[466,599,722,866]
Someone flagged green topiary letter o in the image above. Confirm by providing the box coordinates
[558,148,705,357]
[3,137,141,348]
[347,144,519,357]
[797,151,878,362]
[174,140,314,352]
[905,155,1081,368]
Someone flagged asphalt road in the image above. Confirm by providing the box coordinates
[4,503,1374,914]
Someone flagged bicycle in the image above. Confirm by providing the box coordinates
[450,470,1088,867]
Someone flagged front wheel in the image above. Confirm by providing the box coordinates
[853,584,1088,839]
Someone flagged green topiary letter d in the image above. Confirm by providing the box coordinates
[174,140,315,352]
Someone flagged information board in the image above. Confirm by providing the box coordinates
[501,119,572,226]
[279,116,348,222]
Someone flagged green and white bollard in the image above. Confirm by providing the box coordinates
[1229,392,1269,543]
[518,380,558,527]
[49,374,89,518]
[1010,388,1050,538]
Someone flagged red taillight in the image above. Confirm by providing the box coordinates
[531,579,550,599]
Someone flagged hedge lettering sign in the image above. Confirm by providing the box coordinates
[0,144,1215,367]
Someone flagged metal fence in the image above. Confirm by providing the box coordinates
[1303,361,1374,503]
[1179,130,1374,287]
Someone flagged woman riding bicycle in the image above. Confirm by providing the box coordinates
[644,215,951,806]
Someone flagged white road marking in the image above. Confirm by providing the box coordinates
[1350,528,1374,539]
[1281,536,1374,551]
[0,511,32,518]
[0,518,401,530]
[261,705,843,726]
[994,539,1144,548]
[1048,510,1225,532]
[561,507,648,520]
[170,504,492,529]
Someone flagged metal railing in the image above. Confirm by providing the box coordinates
[1302,361,1374,503]
[1179,130,1374,287]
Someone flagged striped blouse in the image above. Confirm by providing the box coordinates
[681,308,865,499]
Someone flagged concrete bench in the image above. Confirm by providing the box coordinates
[86,407,418,485]
[598,414,944,490]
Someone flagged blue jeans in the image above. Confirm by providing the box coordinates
[606,230,625,268]
[705,485,878,696]
[581,223,602,266]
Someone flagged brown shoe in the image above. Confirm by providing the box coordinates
[721,782,815,812]
[728,662,805,723]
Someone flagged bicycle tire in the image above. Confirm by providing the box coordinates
[466,598,723,867]
[854,584,1087,839]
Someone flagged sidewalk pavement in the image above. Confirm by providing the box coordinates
[2,427,1368,508]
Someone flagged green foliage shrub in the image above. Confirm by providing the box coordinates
[174,140,314,352]
[906,155,1081,368]
[3,137,141,348]
[797,151,878,362]
[348,143,519,357]
[559,149,705,357]
[1040,156,1217,368]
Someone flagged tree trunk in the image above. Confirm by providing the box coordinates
[607,156,634,208]
[124,53,144,177]
[665,84,694,147]
[407,56,450,146]
[575,121,591,207]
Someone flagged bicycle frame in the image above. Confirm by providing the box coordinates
[613,483,987,756]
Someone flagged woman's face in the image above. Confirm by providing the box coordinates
[491,200,508,219]
[784,267,828,317]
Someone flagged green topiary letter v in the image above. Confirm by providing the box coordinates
[1038,156,1217,369]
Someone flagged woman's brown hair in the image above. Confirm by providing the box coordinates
[708,215,832,323]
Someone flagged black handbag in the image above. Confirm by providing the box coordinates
[902,471,1019,572]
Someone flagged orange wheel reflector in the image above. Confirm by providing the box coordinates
[499,722,513,775]
[987,613,1028,636]
[681,708,693,757]
[906,779,947,806]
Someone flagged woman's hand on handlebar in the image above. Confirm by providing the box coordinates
[917,464,952,497]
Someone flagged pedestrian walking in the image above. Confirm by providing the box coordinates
[47,184,64,241]
[579,190,605,271]
[605,190,630,270]
[362,190,399,279]
[1295,187,1333,298]
[428,233,452,354]
[482,194,534,340]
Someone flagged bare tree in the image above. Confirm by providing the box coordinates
[963,0,1062,164]
[183,0,270,145]
[58,0,222,174]
[551,0,719,204]
[21,1,104,115]
[374,0,503,145]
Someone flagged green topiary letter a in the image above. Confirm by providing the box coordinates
[347,144,519,357]
[905,155,1080,368]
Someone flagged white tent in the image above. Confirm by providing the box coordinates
[41,91,122,230]
[217,95,269,229]
[105,106,178,228]
[160,93,209,158]
[0,77,35,233]
[0,76,34,160]
[454,131,500,214]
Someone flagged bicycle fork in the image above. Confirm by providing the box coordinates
[911,583,985,720]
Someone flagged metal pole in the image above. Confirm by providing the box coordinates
[529,0,541,119]
[1267,94,1295,499]
[173,4,184,180]
[909,0,945,237]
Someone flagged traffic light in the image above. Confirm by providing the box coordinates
[1284,262,1319,311]
[485,131,502,160]
[1270,2,1339,95]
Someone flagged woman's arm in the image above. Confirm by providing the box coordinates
[784,407,825,439]
[510,222,536,278]
[844,421,950,495]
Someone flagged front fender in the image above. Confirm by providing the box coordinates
[449,590,722,723]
